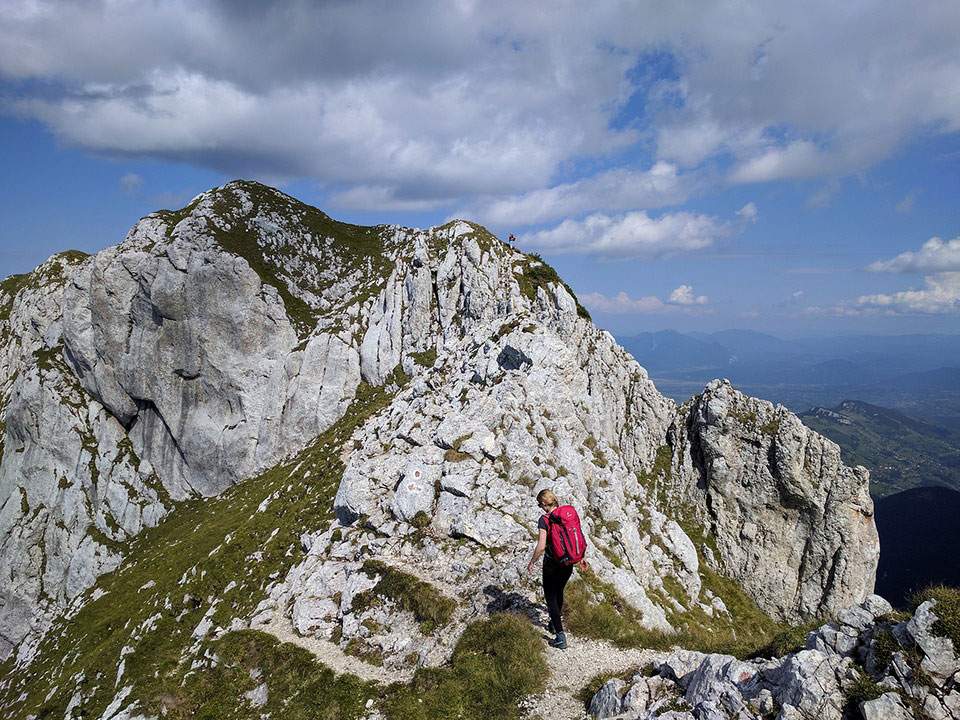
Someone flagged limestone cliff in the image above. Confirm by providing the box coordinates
[0,181,879,718]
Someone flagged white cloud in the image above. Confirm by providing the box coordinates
[895,190,919,214]
[806,179,842,209]
[0,2,641,204]
[583,291,669,314]
[668,285,708,305]
[857,272,960,314]
[868,237,960,273]
[735,202,759,224]
[521,210,730,259]
[655,4,960,184]
[328,185,448,212]
[119,172,142,193]
[583,285,710,315]
[463,162,690,228]
[810,267,960,316]
[0,1,956,212]
[729,141,826,184]
[801,304,872,318]
[655,117,731,168]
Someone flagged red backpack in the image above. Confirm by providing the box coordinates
[546,505,587,565]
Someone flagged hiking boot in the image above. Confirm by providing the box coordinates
[549,631,567,650]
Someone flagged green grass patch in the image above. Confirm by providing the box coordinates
[577,665,645,710]
[410,348,438,368]
[842,670,885,715]
[732,407,759,428]
[635,445,674,508]
[355,560,456,635]
[759,417,781,436]
[910,585,960,649]
[871,626,899,672]
[344,637,386,667]
[411,511,432,529]
[751,619,821,658]
[598,543,625,569]
[381,613,546,720]
[565,566,801,658]
[515,252,591,320]
[565,569,674,650]
[157,629,377,719]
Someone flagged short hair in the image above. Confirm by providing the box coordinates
[537,488,559,508]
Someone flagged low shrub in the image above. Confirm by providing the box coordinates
[842,670,885,715]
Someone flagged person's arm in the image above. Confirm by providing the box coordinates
[527,528,548,573]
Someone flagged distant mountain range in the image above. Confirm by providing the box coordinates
[798,400,960,497]
[618,330,960,431]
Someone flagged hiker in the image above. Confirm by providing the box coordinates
[526,489,587,650]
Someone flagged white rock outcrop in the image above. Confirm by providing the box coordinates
[0,180,880,672]
[591,594,960,720]
[671,381,879,622]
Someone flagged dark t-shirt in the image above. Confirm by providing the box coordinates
[538,514,554,560]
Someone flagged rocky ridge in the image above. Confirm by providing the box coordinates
[0,181,879,718]
[588,592,960,720]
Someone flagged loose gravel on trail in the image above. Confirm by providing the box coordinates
[521,631,660,719]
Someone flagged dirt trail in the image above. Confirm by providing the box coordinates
[262,612,657,718]
[261,614,415,684]
[522,630,660,719]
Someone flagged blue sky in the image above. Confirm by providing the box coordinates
[1,1,959,337]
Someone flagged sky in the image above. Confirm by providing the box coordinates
[1,1,959,337]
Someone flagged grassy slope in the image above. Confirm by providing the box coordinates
[800,400,960,497]
[0,381,394,718]
[0,374,546,719]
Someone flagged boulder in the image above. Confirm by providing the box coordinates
[860,692,913,720]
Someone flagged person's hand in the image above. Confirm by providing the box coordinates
[526,560,535,574]
[576,559,590,572]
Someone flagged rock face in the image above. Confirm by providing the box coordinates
[671,381,879,621]
[0,180,879,673]
[590,594,960,720]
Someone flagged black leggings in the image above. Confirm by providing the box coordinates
[542,560,574,633]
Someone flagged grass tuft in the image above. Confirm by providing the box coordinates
[159,629,376,719]
[357,560,457,634]
[515,252,591,320]
[752,619,820,658]
[381,613,546,720]
[909,584,960,649]
[410,348,438,369]
[577,665,645,710]
[842,670,885,715]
